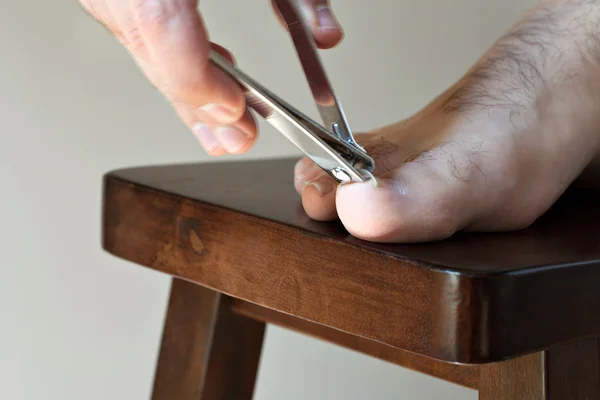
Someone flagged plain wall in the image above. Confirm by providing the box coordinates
[1,0,536,398]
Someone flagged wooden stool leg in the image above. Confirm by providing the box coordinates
[479,338,600,400]
[151,278,265,400]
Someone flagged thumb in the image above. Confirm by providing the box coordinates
[271,0,344,49]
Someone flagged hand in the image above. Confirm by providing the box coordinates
[79,0,344,154]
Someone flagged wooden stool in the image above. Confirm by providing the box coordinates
[102,158,600,399]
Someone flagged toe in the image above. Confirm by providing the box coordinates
[336,150,481,243]
[294,158,339,221]
[301,176,338,221]
[294,157,323,194]
[292,131,416,223]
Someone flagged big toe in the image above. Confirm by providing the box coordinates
[336,162,474,243]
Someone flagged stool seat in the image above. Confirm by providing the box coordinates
[102,158,600,399]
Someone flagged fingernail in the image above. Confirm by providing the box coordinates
[315,5,340,31]
[192,124,219,152]
[200,104,238,124]
[308,179,335,196]
[215,125,250,153]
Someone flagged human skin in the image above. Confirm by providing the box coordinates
[80,0,600,243]
[78,0,343,153]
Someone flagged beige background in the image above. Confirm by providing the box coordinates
[1,0,536,398]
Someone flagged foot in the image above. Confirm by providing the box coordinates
[295,0,600,243]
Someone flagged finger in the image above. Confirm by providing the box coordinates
[300,0,344,49]
[335,148,482,243]
[210,42,236,65]
[163,42,257,154]
[132,0,246,126]
[212,108,258,154]
[84,0,258,155]
[170,97,225,156]
[174,95,258,156]
[195,44,258,154]
[271,0,344,49]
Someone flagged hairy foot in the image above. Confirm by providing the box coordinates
[295,0,600,243]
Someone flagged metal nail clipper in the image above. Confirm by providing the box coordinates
[209,0,375,184]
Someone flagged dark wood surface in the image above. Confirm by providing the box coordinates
[151,279,264,400]
[105,158,600,273]
[102,158,600,364]
[231,298,479,389]
[479,338,600,399]
[479,351,545,399]
[546,337,600,399]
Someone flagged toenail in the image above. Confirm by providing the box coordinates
[307,179,335,196]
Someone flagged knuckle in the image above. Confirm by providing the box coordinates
[169,77,213,108]
[176,74,210,96]
[177,78,244,115]
[132,0,178,31]
[121,25,147,57]
[79,0,120,35]
[160,69,214,108]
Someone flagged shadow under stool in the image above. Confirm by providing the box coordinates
[101,158,600,400]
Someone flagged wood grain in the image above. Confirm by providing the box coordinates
[102,159,600,363]
[106,158,600,273]
[479,352,545,399]
[231,299,479,389]
[151,279,265,400]
[546,338,599,399]
[479,338,600,399]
